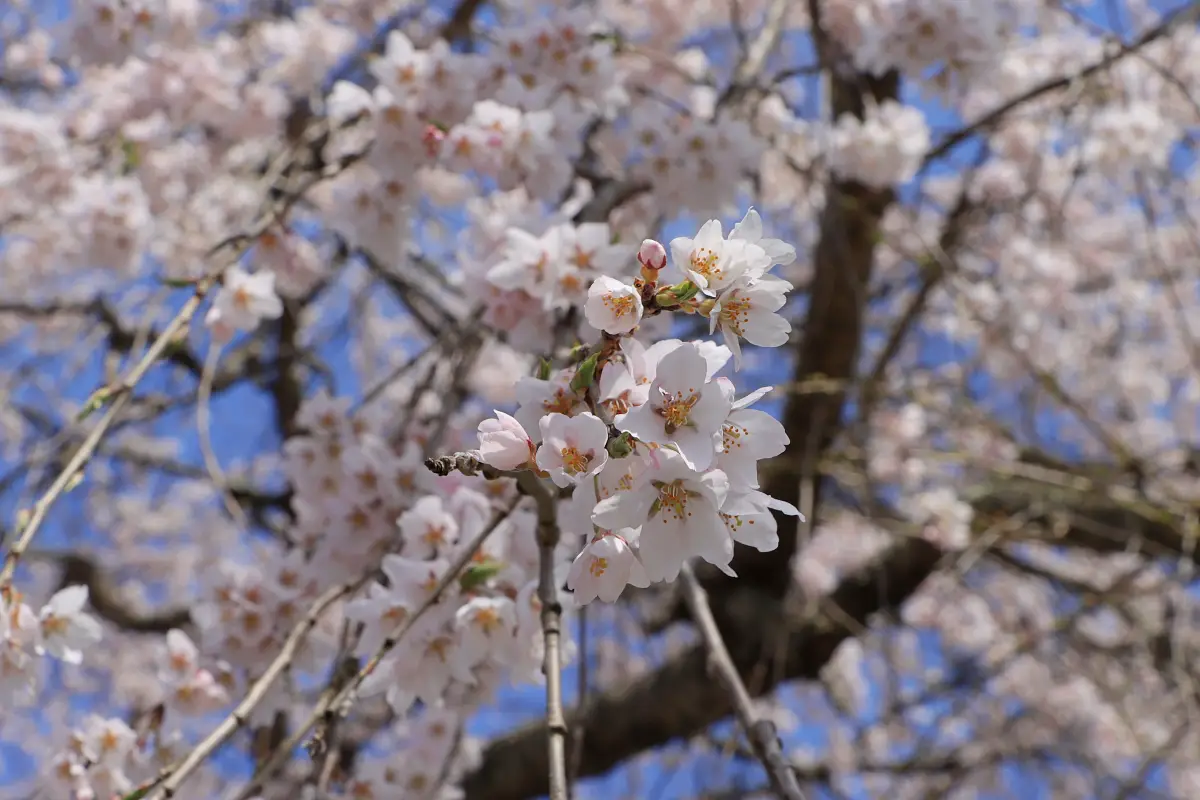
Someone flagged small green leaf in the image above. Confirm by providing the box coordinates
[669,281,701,303]
[159,276,197,288]
[536,358,553,380]
[120,785,154,800]
[121,138,140,172]
[568,342,590,362]
[606,433,634,459]
[460,559,505,591]
[569,353,600,394]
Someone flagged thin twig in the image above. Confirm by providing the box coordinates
[198,342,250,528]
[145,578,364,800]
[678,562,807,800]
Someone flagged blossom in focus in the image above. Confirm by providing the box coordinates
[709,275,792,366]
[616,343,731,471]
[536,411,610,487]
[585,275,643,335]
[720,489,802,553]
[592,450,733,582]
[669,218,771,295]
[729,208,796,269]
[477,410,536,470]
[715,384,790,489]
[567,531,650,604]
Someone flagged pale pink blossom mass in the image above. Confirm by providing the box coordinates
[0,1,1198,799]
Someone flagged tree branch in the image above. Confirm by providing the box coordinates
[678,563,807,800]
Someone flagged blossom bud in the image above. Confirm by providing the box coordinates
[606,432,635,459]
[638,238,667,282]
[477,411,536,471]
[638,239,667,271]
[423,124,446,157]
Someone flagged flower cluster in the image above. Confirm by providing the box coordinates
[826,99,930,189]
[0,585,103,706]
[44,714,142,799]
[474,211,802,604]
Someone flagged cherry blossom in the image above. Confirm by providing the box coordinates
[669,219,772,296]
[535,411,610,488]
[37,586,102,665]
[567,532,652,604]
[592,450,734,582]
[616,343,733,471]
[204,266,284,341]
[399,495,460,559]
[477,410,536,470]
[709,274,793,366]
[585,275,644,335]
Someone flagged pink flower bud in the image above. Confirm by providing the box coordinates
[422,124,445,157]
[477,411,536,471]
[637,239,667,271]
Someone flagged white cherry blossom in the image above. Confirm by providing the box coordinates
[567,531,651,604]
[592,450,733,581]
[204,266,284,340]
[617,343,732,471]
[729,208,797,270]
[535,411,610,487]
[37,585,102,664]
[585,275,643,335]
[477,410,536,470]
[454,595,518,666]
[399,495,460,559]
[669,218,771,295]
[709,274,792,366]
[514,373,586,440]
[715,384,790,489]
[720,489,803,553]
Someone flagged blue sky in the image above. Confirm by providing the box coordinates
[2,1,1196,798]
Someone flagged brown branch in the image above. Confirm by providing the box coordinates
[53,552,192,634]
[440,0,487,44]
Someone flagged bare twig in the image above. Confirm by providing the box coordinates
[198,342,250,528]
[678,562,807,800]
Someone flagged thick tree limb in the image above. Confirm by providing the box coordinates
[55,552,192,634]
